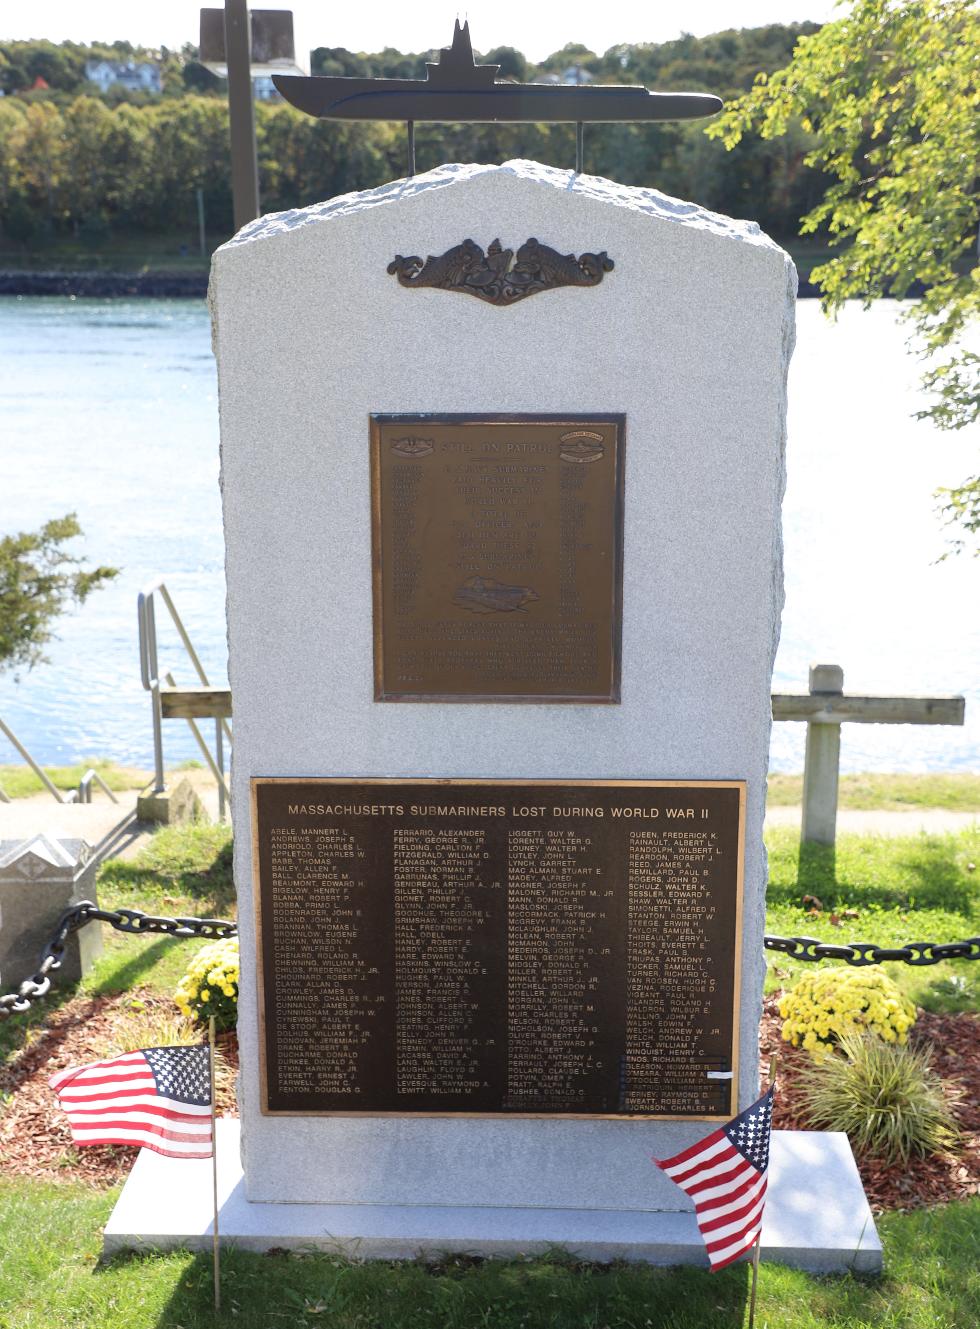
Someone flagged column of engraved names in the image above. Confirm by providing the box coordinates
[392,828,499,1101]
[625,830,724,1115]
[390,461,422,622]
[557,464,597,688]
[506,828,614,1111]
[268,825,383,1099]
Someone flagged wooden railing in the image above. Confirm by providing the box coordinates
[772,664,964,846]
[158,665,965,847]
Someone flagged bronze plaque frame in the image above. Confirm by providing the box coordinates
[252,777,746,1122]
[370,414,625,704]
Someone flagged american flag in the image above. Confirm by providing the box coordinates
[49,1045,213,1159]
[653,1087,774,1272]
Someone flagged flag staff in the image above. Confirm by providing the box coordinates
[748,1056,778,1329]
[209,1015,221,1313]
[747,1232,762,1329]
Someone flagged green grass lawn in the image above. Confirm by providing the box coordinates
[764,824,980,1012]
[4,765,977,809]
[766,773,980,813]
[1,822,978,1327]
[0,1181,977,1329]
[0,758,150,800]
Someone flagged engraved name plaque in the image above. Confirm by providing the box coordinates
[370,414,625,702]
[253,778,745,1120]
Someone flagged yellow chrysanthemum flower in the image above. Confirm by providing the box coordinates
[780,965,916,1062]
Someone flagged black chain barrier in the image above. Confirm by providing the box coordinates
[1,902,977,1019]
[0,901,237,1018]
[762,934,980,967]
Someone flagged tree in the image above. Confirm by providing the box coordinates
[0,516,118,677]
[9,102,68,227]
[706,0,979,552]
[482,46,527,81]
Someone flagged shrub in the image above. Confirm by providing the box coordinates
[797,1030,961,1164]
[89,996,197,1060]
[779,965,917,1061]
[174,937,239,1031]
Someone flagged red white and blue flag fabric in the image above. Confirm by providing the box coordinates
[653,1087,774,1272]
[49,1045,213,1159]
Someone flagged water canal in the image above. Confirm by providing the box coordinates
[1,296,976,772]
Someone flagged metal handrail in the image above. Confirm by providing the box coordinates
[137,579,231,819]
[0,714,72,804]
[77,769,120,805]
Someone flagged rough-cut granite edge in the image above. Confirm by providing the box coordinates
[213,159,788,258]
[752,252,798,1064]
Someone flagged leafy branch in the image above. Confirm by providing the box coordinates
[0,514,119,676]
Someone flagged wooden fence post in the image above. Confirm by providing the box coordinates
[801,663,844,847]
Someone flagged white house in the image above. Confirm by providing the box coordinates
[84,60,162,95]
[252,75,282,101]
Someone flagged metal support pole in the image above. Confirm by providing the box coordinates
[215,719,226,821]
[196,186,207,256]
[801,664,844,847]
[575,122,584,174]
[406,121,416,178]
[0,716,67,803]
[139,593,167,794]
[224,0,260,230]
[164,673,232,809]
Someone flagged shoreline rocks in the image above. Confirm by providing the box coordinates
[0,267,824,299]
[0,270,209,298]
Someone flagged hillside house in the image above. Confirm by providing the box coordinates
[84,59,162,94]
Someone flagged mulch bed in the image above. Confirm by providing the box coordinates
[0,989,238,1187]
[760,993,980,1214]
[2,987,977,1211]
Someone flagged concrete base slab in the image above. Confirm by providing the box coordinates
[103,1120,881,1273]
[136,779,208,826]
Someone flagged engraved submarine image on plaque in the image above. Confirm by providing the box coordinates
[370,414,625,703]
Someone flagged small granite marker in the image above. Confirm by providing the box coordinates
[0,835,102,986]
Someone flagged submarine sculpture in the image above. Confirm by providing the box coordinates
[274,20,723,173]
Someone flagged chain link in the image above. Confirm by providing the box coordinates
[763,934,980,967]
[0,902,237,1018]
[2,903,977,1019]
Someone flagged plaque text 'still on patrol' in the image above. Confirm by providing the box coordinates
[370,415,625,702]
[253,778,745,1119]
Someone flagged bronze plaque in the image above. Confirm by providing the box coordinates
[252,778,745,1120]
[370,414,625,702]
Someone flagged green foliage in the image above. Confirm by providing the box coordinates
[0,514,117,676]
[937,469,980,558]
[798,1029,961,1164]
[708,0,980,550]
[0,25,834,250]
[779,966,917,1060]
